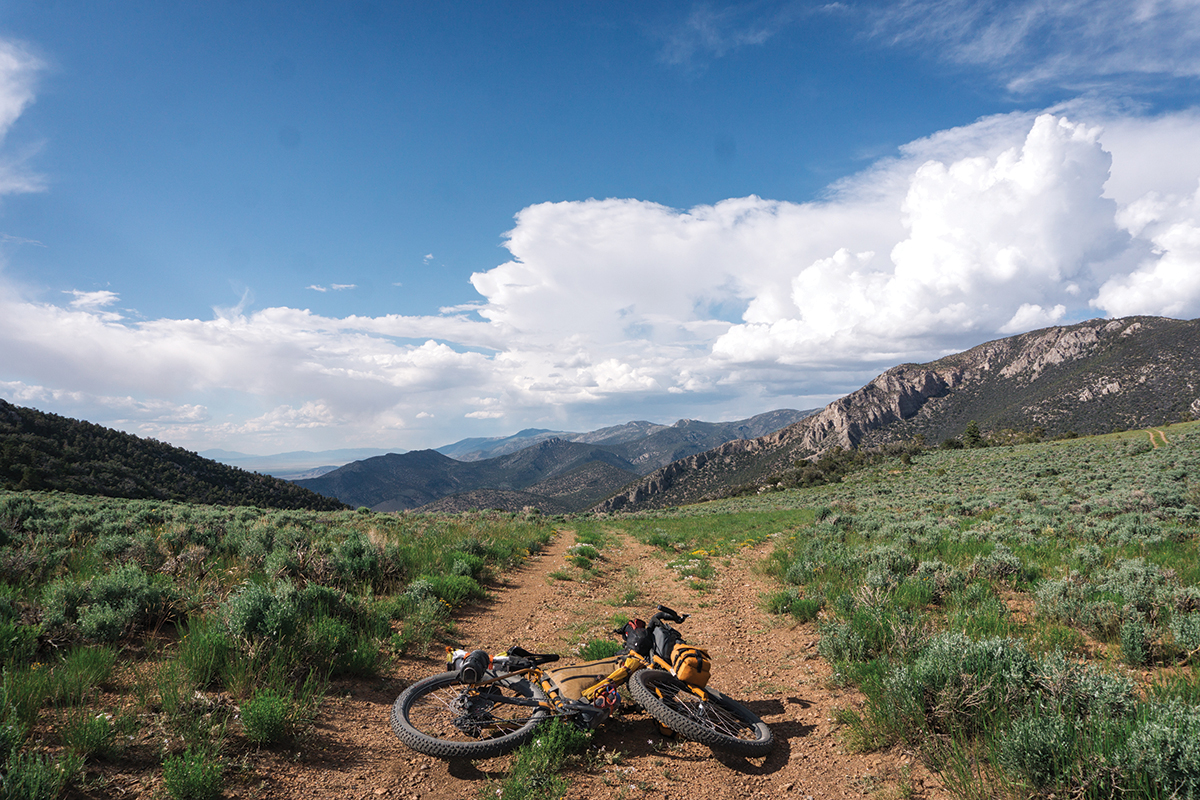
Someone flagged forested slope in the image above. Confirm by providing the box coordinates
[0,399,346,510]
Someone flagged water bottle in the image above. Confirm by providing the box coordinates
[459,649,490,683]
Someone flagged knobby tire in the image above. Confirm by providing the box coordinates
[391,671,550,760]
[630,669,773,757]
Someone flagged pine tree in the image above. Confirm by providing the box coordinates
[962,420,985,448]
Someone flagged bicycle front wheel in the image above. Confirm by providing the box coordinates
[630,669,773,757]
[391,671,551,759]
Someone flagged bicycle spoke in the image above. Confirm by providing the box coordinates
[406,682,542,742]
[657,683,757,740]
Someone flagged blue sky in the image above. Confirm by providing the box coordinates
[2,1,1200,454]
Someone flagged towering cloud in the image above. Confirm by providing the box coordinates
[4,104,1200,449]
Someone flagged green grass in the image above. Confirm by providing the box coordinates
[557,421,1200,800]
[719,422,1200,800]
[578,638,624,660]
[483,720,591,800]
[0,494,558,793]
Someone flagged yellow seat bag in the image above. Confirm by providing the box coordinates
[670,644,711,688]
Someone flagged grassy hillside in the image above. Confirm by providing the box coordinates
[0,491,553,795]
[0,399,345,511]
[605,421,1200,798]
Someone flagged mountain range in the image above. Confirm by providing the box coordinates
[294,409,812,512]
[198,448,402,480]
[596,315,1200,511]
[5,315,1197,517]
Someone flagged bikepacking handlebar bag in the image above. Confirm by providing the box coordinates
[670,643,712,688]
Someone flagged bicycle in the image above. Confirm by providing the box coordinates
[390,604,773,759]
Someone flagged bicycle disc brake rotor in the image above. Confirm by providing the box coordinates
[450,688,501,737]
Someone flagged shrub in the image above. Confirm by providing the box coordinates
[178,616,232,689]
[887,633,1037,736]
[408,574,484,607]
[449,552,485,578]
[1035,651,1136,718]
[329,530,382,588]
[859,544,916,587]
[998,711,1076,790]
[221,580,299,644]
[2,749,82,800]
[764,588,822,622]
[1096,558,1167,619]
[0,495,44,540]
[971,543,1025,583]
[913,560,965,602]
[389,596,450,652]
[162,746,223,800]
[42,563,179,643]
[302,611,381,677]
[567,544,599,560]
[1069,544,1105,575]
[1120,619,1151,666]
[330,631,382,678]
[782,559,815,585]
[1036,574,1125,640]
[1120,701,1200,798]
[818,620,868,663]
[240,689,290,745]
[1171,612,1200,659]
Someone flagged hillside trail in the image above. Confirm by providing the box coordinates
[258,529,950,800]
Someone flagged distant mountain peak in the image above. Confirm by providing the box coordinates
[596,315,1200,513]
[298,409,812,512]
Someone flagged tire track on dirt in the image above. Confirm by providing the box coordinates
[260,528,951,800]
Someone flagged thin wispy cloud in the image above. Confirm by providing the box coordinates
[658,2,804,68]
[0,39,45,196]
[871,0,1200,92]
[307,283,357,292]
[65,289,119,310]
[0,232,43,246]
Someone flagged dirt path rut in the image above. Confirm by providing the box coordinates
[258,529,949,800]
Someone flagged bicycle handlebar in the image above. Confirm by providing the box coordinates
[649,604,689,628]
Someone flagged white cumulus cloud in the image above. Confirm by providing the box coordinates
[5,102,1200,450]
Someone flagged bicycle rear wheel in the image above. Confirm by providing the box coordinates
[391,671,551,759]
[630,669,773,757]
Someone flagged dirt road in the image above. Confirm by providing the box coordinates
[256,529,949,800]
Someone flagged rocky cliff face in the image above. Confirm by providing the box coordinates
[595,316,1200,512]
